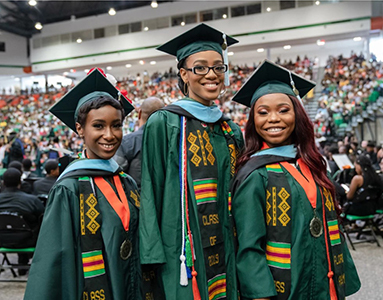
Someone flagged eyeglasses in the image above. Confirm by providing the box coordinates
[185,64,228,75]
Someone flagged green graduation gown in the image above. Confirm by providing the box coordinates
[232,166,361,300]
[140,107,244,300]
[24,169,141,300]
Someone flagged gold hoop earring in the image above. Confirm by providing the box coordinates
[183,83,189,96]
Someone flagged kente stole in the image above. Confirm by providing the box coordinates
[182,117,237,300]
[79,176,112,300]
[265,164,345,300]
[78,173,140,300]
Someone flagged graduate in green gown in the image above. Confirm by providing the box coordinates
[24,68,142,300]
[230,60,360,300]
[139,23,244,300]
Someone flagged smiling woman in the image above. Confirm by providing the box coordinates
[230,60,360,300]
[139,23,244,300]
[24,68,142,300]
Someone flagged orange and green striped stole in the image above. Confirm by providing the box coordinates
[266,241,291,269]
[82,250,106,278]
[193,178,218,205]
[208,273,226,300]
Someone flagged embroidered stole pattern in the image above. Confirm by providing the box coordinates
[266,165,346,300]
[187,118,227,300]
[79,176,112,300]
[265,165,292,300]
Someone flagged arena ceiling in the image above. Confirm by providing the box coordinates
[0,0,169,38]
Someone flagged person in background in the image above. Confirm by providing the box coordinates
[114,97,164,191]
[33,159,59,195]
[343,154,383,216]
[140,23,244,300]
[24,68,142,300]
[364,141,378,167]
[230,60,360,300]
[0,168,44,275]
[8,160,33,194]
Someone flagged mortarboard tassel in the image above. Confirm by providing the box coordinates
[288,71,302,103]
[222,33,229,87]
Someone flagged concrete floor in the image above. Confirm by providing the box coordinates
[1,233,382,300]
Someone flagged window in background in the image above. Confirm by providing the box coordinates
[280,0,296,10]
[185,13,197,24]
[231,5,246,17]
[0,42,5,52]
[119,24,130,35]
[143,19,157,31]
[172,15,183,27]
[71,29,92,43]
[200,10,213,22]
[247,3,261,14]
[130,22,142,33]
[42,35,60,47]
[94,28,105,39]
[213,7,228,20]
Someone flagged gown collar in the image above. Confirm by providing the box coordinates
[172,98,223,123]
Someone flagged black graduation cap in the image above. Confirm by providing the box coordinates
[49,68,134,133]
[231,59,316,107]
[157,23,238,62]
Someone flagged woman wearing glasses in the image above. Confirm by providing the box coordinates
[139,24,244,300]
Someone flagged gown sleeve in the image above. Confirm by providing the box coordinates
[139,111,169,265]
[232,169,278,300]
[24,182,82,300]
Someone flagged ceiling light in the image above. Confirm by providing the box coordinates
[283,45,291,50]
[125,64,132,68]
[150,61,157,65]
[266,7,271,12]
[76,38,82,43]
[257,48,265,53]
[63,72,69,76]
[139,60,145,65]
[353,37,362,42]
[317,39,325,46]
[223,14,227,19]
[181,21,185,26]
[108,8,116,16]
[315,1,320,5]
[106,66,112,70]
[144,27,149,31]
[15,78,20,82]
[84,69,90,73]
[28,0,37,6]
[228,52,234,56]
[151,1,158,8]
[35,22,43,30]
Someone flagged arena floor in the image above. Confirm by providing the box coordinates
[1,232,382,300]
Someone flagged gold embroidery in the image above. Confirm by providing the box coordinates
[323,188,334,211]
[130,190,140,208]
[188,132,201,167]
[228,144,236,176]
[278,188,291,226]
[203,130,215,165]
[197,130,208,166]
[80,194,85,235]
[266,189,271,225]
[85,194,100,234]
[272,187,277,226]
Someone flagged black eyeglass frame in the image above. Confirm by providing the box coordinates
[185,64,228,75]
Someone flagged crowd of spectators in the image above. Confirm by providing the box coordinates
[314,52,383,137]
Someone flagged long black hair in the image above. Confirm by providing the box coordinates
[356,154,382,187]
